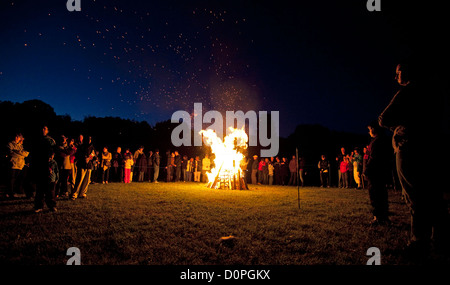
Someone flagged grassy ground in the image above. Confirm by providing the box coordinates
[0,182,446,266]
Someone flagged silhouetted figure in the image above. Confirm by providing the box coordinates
[34,126,57,212]
[364,121,392,225]
[379,59,450,258]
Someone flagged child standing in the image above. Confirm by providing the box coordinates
[124,154,134,183]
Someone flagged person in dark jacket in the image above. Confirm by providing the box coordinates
[251,155,258,184]
[152,149,160,183]
[135,147,146,182]
[379,60,450,258]
[33,126,57,211]
[299,156,306,187]
[112,147,124,182]
[147,151,153,182]
[318,155,330,188]
[280,157,289,186]
[364,121,393,225]
[174,151,182,182]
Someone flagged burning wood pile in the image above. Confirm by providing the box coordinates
[200,128,249,190]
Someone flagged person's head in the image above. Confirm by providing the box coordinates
[155,149,159,153]
[265,158,269,162]
[117,146,122,153]
[174,150,178,155]
[103,147,108,153]
[69,139,74,146]
[341,147,345,154]
[321,155,326,160]
[42,126,49,136]
[276,157,280,162]
[354,148,360,154]
[395,62,415,86]
[78,134,83,142]
[344,157,348,162]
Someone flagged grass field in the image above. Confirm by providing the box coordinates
[0,181,447,266]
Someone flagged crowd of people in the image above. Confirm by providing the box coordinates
[4,123,387,214]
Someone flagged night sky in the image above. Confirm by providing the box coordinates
[0,0,447,137]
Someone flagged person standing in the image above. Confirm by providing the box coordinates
[147,150,153,182]
[364,121,392,225]
[340,157,350,188]
[298,156,305,187]
[186,157,194,182]
[268,161,274,185]
[135,147,146,182]
[101,147,112,184]
[6,133,29,198]
[112,147,123,182]
[33,126,56,211]
[352,148,363,189]
[123,153,134,183]
[274,157,282,185]
[201,154,210,183]
[57,135,75,197]
[133,146,145,182]
[193,156,201,182]
[153,149,160,183]
[70,136,95,200]
[69,139,77,190]
[318,155,330,188]
[336,147,347,188]
[182,155,188,182]
[362,146,370,189]
[288,155,297,186]
[166,151,174,182]
[251,155,258,184]
[35,151,59,212]
[257,158,265,185]
[379,60,450,257]
[280,157,289,186]
[174,151,182,182]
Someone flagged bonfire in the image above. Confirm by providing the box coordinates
[200,127,249,190]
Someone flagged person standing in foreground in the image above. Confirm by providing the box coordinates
[379,60,450,258]
[34,126,56,212]
[364,121,393,225]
